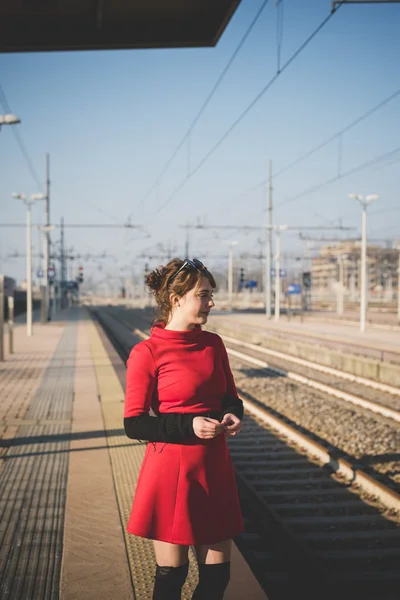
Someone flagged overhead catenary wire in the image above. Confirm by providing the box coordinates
[276,0,284,73]
[370,206,400,217]
[274,87,400,178]
[0,84,43,190]
[128,0,271,218]
[239,147,400,227]
[276,146,400,209]
[210,86,400,216]
[146,2,346,223]
[309,203,400,228]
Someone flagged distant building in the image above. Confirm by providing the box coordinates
[311,241,399,298]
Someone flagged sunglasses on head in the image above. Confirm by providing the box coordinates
[169,258,207,283]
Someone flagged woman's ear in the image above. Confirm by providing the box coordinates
[169,293,181,309]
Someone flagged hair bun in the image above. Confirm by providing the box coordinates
[146,266,165,292]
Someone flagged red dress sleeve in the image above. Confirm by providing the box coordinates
[123,342,196,442]
[124,342,156,418]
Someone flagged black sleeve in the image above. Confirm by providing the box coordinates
[221,396,244,421]
[124,412,196,443]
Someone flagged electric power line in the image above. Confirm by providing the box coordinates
[276,146,400,209]
[0,84,43,190]
[370,206,400,216]
[274,87,400,178]
[0,223,143,228]
[147,1,345,222]
[209,86,400,217]
[128,0,271,218]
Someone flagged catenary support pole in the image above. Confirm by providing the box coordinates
[0,275,4,361]
[26,204,33,336]
[45,153,51,320]
[337,255,344,315]
[397,249,400,323]
[360,205,367,333]
[274,229,281,321]
[185,224,189,259]
[8,296,14,354]
[228,244,233,311]
[266,159,272,317]
[61,217,65,308]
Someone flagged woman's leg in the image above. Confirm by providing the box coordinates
[152,541,189,600]
[191,540,231,600]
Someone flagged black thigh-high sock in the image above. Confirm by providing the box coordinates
[152,563,189,600]
[191,562,230,600]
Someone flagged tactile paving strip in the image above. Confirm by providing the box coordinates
[87,320,199,599]
[0,320,76,599]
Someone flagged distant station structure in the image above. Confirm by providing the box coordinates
[0,0,241,53]
[312,241,399,299]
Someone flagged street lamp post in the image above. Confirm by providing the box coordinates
[396,246,400,324]
[13,193,46,336]
[0,114,21,129]
[337,254,348,316]
[274,225,287,321]
[349,193,379,332]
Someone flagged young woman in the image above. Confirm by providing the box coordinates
[124,258,244,600]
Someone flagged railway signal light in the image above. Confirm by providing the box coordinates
[239,267,246,290]
[77,266,84,283]
[302,272,311,290]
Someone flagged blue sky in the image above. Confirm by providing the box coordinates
[0,0,399,286]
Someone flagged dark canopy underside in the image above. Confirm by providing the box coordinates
[0,0,241,53]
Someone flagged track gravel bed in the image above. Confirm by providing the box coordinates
[227,353,400,489]
[224,340,400,412]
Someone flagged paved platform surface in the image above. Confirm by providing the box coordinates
[209,311,400,357]
[0,308,267,600]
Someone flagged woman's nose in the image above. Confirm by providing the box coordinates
[209,298,215,307]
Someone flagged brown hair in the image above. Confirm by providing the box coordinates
[146,258,216,325]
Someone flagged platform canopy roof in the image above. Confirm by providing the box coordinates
[0,0,241,53]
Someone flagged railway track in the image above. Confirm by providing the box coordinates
[91,305,400,600]
[220,334,400,421]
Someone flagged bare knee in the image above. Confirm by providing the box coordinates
[153,540,189,567]
[194,539,231,565]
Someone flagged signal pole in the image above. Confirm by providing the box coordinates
[45,153,51,320]
[222,241,238,311]
[266,160,273,318]
[185,222,190,258]
[60,217,65,308]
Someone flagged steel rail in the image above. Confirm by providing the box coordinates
[222,333,400,397]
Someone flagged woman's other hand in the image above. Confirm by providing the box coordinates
[221,413,242,436]
[193,417,225,439]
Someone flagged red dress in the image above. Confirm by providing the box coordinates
[124,323,244,545]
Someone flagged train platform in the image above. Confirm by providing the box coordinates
[0,307,267,600]
[209,310,400,358]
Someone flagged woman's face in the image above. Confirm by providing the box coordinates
[178,276,215,326]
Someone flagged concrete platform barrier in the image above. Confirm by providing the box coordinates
[207,322,400,387]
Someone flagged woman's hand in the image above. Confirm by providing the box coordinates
[193,417,225,440]
[221,413,242,436]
